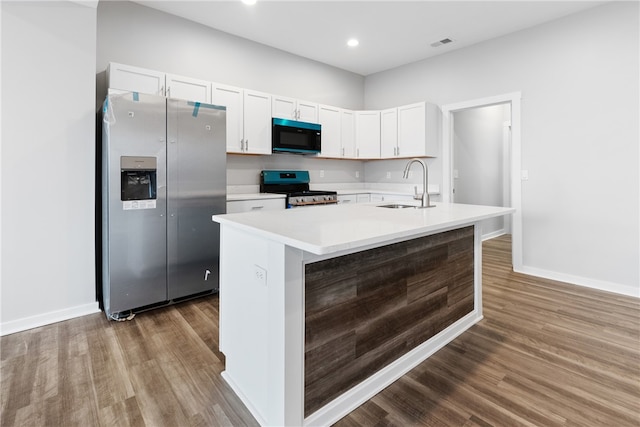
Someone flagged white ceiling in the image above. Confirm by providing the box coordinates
[131,0,608,76]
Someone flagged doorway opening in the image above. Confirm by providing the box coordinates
[452,103,511,239]
[441,92,522,271]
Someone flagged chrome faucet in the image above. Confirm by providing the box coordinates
[403,158,434,208]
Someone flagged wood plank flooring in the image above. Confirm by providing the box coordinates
[2,235,639,426]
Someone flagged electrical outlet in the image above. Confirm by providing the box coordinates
[386,171,391,179]
[320,170,325,178]
[254,265,267,286]
[521,170,529,181]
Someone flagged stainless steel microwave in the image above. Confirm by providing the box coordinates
[272,118,321,154]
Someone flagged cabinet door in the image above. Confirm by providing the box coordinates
[380,108,398,158]
[341,109,356,158]
[297,100,318,123]
[318,105,342,158]
[337,194,357,204]
[398,101,439,157]
[226,198,285,213]
[212,83,244,153]
[356,194,371,203]
[166,74,211,103]
[355,111,381,158]
[243,90,272,155]
[272,96,297,120]
[107,62,165,96]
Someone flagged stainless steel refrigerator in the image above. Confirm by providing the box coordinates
[101,92,226,320]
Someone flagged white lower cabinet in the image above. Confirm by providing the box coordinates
[357,194,370,203]
[370,193,414,203]
[338,193,371,204]
[226,198,285,213]
[337,194,357,204]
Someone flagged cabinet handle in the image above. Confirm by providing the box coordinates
[167,86,171,98]
[240,139,245,151]
[342,147,345,156]
[160,86,165,96]
[396,146,399,156]
[357,148,360,157]
[245,139,249,151]
[251,206,264,210]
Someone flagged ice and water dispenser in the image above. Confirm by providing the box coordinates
[120,156,157,204]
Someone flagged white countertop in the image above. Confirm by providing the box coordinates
[213,202,515,255]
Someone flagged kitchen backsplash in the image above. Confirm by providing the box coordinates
[226,154,365,186]
[226,154,441,193]
[227,154,441,186]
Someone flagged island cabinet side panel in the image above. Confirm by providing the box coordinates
[303,226,475,417]
[218,225,292,426]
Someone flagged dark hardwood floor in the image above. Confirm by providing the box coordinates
[2,235,639,426]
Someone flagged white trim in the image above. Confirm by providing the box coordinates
[0,302,100,336]
[221,371,269,427]
[482,229,507,241]
[441,92,523,271]
[516,266,640,299]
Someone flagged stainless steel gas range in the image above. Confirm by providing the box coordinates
[260,170,338,208]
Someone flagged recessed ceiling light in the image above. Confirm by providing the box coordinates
[347,38,359,47]
[241,0,257,5]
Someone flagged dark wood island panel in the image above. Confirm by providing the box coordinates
[304,226,475,416]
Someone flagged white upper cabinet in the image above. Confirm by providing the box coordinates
[380,108,398,158]
[318,104,342,158]
[397,101,440,157]
[165,73,211,103]
[243,90,272,155]
[107,62,165,96]
[106,62,440,160]
[108,63,210,103]
[318,105,356,158]
[272,95,318,123]
[355,111,381,159]
[212,83,272,155]
[212,83,244,153]
[341,110,356,158]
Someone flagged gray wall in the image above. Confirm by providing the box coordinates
[453,104,511,237]
[365,1,639,295]
[1,1,98,332]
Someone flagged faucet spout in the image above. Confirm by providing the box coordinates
[403,158,434,208]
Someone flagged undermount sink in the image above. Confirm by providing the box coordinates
[377,204,418,209]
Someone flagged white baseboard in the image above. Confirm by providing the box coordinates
[516,265,639,299]
[0,302,101,336]
[482,229,506,241]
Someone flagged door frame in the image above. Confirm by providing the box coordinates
[441,92,522,271]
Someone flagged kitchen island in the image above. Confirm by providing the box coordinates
[212,202,514,426]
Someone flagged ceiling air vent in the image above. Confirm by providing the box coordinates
[430,38,453,48]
